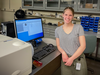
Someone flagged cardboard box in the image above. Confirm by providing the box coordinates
[58,21,64,26]
[85,3,93,8]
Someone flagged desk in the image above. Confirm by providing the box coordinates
[30,38,61,75]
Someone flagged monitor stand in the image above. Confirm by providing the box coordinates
[29,40,38,50]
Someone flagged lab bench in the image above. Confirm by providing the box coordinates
[31,50,61,75]
[30,38,61,75]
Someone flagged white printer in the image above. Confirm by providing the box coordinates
[0,34,33,75]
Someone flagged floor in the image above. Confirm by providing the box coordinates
[86,58,100,75]
[52,58,100,75]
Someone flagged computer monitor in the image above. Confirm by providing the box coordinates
[14,18,44,43]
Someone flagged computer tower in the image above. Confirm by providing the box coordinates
[1,21,15,38]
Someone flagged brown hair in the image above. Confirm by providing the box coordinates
[63,7,74,16]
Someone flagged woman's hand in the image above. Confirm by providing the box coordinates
[62,52,69,62]
[64,57,74,66]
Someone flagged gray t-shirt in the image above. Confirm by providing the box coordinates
[55,24,84,55]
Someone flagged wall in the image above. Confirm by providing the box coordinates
[0,0,100,57]
[0,0,22,22]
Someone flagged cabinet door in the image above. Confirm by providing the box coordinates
[60,0,77,11]
[78,0,100,11]
[22,0,33,8]
[22,0,45,9]
[33,0,45,9]
[43,25,56,39]
[45,0,59,9]
[1,0,9,9]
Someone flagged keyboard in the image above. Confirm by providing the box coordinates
[32,44,56,61]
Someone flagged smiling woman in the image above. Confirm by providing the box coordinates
[55,7,87,75]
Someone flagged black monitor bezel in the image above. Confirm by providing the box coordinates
[14,18,44,42]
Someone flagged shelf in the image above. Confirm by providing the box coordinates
[34,1,43,2]
[47,1,58,2]
[26,15,81,21]
[24,1,32,2]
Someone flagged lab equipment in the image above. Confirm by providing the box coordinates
[0,34,33,75]
[14,9,25,19]
[1,21,15,38]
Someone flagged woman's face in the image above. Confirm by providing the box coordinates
[62,9,74,24]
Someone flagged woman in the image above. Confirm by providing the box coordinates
[55,7,87,75]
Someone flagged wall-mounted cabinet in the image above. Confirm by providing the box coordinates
[22,0,77,11]
[22,0,33,8]
[45,0,77,11]
[60,0,77,11]
[22,0,100,13]
[22,0,45,9]
[46,0,59,9]
[77,0,100,11]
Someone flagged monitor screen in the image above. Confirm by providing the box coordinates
[14,18,44,42]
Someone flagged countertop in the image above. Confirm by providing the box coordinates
[30,38,61,75]
[30,50,61,75]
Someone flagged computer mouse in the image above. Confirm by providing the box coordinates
[48,44,54,47]
[13,41,25,46]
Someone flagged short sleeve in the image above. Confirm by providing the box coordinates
[78,25,84,36]
[55,27,59,38]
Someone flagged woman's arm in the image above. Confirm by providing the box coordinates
[65,35,86,66]
[71,35,86,60]
[56,38,69,62]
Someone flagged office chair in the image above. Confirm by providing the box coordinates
[84,35,97,74]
